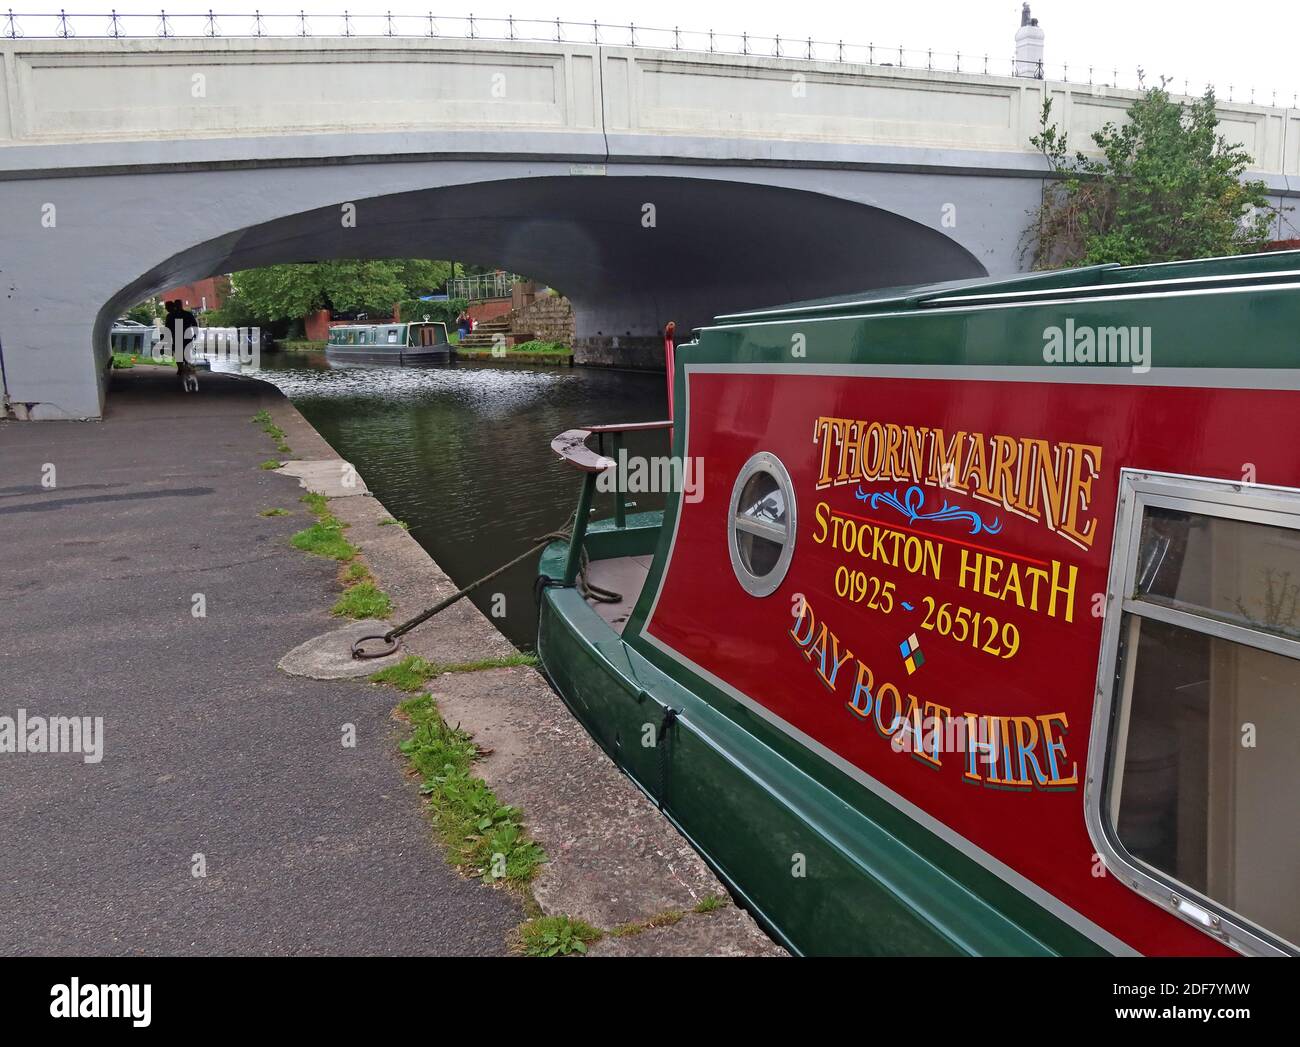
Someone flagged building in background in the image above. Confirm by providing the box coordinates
[158,275,230,313]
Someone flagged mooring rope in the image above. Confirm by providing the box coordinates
[351,512,622,659]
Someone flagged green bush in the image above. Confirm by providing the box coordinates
[398,297,468,327]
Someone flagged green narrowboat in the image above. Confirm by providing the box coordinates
[537,250,1300,957]
[325,320,450,363]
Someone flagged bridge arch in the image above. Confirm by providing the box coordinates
[86,174,983,411]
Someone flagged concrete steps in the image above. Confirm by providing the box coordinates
[458,317,513,348]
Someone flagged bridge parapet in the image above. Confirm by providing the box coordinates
[0,35,1294,182]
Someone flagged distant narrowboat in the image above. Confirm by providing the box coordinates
[325,321,450,363]
[538,250,1300,957]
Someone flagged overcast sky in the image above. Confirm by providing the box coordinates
[14,1,1297,108]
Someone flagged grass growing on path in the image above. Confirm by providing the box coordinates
[609,910,685,939]
[291,489,391,615]
[291,521,356,561]
[396,692,546,885]
[259,507,289,517]
[300,492,329,518]
[341,561,370,583]
[331,581,392,619]
[112,351,176,369]
[251,409,292,457]
[370,656,437,691]
[518,916,602,956]
[370,654,538,692]
[290,493,358,562]
[377,654,722,955]
[509,340,571,355]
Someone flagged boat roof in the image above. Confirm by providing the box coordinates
[714,249,1300,324]
[328,320,445,329]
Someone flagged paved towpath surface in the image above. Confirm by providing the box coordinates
[0,368,521,955]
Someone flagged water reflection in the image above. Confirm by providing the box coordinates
[249,353,668,649]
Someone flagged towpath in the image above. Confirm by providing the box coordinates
[0,368,520,954]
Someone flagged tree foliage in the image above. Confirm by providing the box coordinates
[1024,85,1278,269]
[229,259,454,323]
[124,301,160,324]
[397,297,468,327]
[204,291,259,329]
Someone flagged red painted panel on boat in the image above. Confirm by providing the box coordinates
[643,369,1299,956]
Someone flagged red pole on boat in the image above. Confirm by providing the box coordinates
[663,321,676,424]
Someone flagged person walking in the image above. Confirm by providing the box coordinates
[164,299,198,366]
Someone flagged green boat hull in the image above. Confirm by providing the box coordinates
[537,515,1106,956]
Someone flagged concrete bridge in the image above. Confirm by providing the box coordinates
[2,33,1297,418]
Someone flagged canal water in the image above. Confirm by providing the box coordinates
[252,353,668,650]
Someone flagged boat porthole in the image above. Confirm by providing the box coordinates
[727,452,797,597]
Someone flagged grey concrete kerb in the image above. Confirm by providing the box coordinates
[278,618,405,679]
[276,459,371,498]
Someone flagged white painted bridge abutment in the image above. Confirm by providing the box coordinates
[1,36,1297,419]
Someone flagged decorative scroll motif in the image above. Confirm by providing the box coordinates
[855,484,1003,536]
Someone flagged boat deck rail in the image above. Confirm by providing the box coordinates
[551,420,673,584]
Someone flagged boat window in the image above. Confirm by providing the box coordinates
[387,329,398,344]
[1091,471,1300,956]
[1134,506,1300,642]
[727,452,797,597]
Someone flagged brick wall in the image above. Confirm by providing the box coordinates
[468,299,512,325]
[510,295,575,345]
[304,309,331,342]
[159,275,230,313]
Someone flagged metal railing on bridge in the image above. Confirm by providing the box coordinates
[448,272,518,302]
[1,11,1292,105]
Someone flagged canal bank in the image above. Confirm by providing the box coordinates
[2,367,780,956]
[248,352,675,651]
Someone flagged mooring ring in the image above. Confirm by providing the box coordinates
[351,633,399,660]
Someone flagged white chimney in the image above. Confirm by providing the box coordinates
[1014,3,1045,78]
